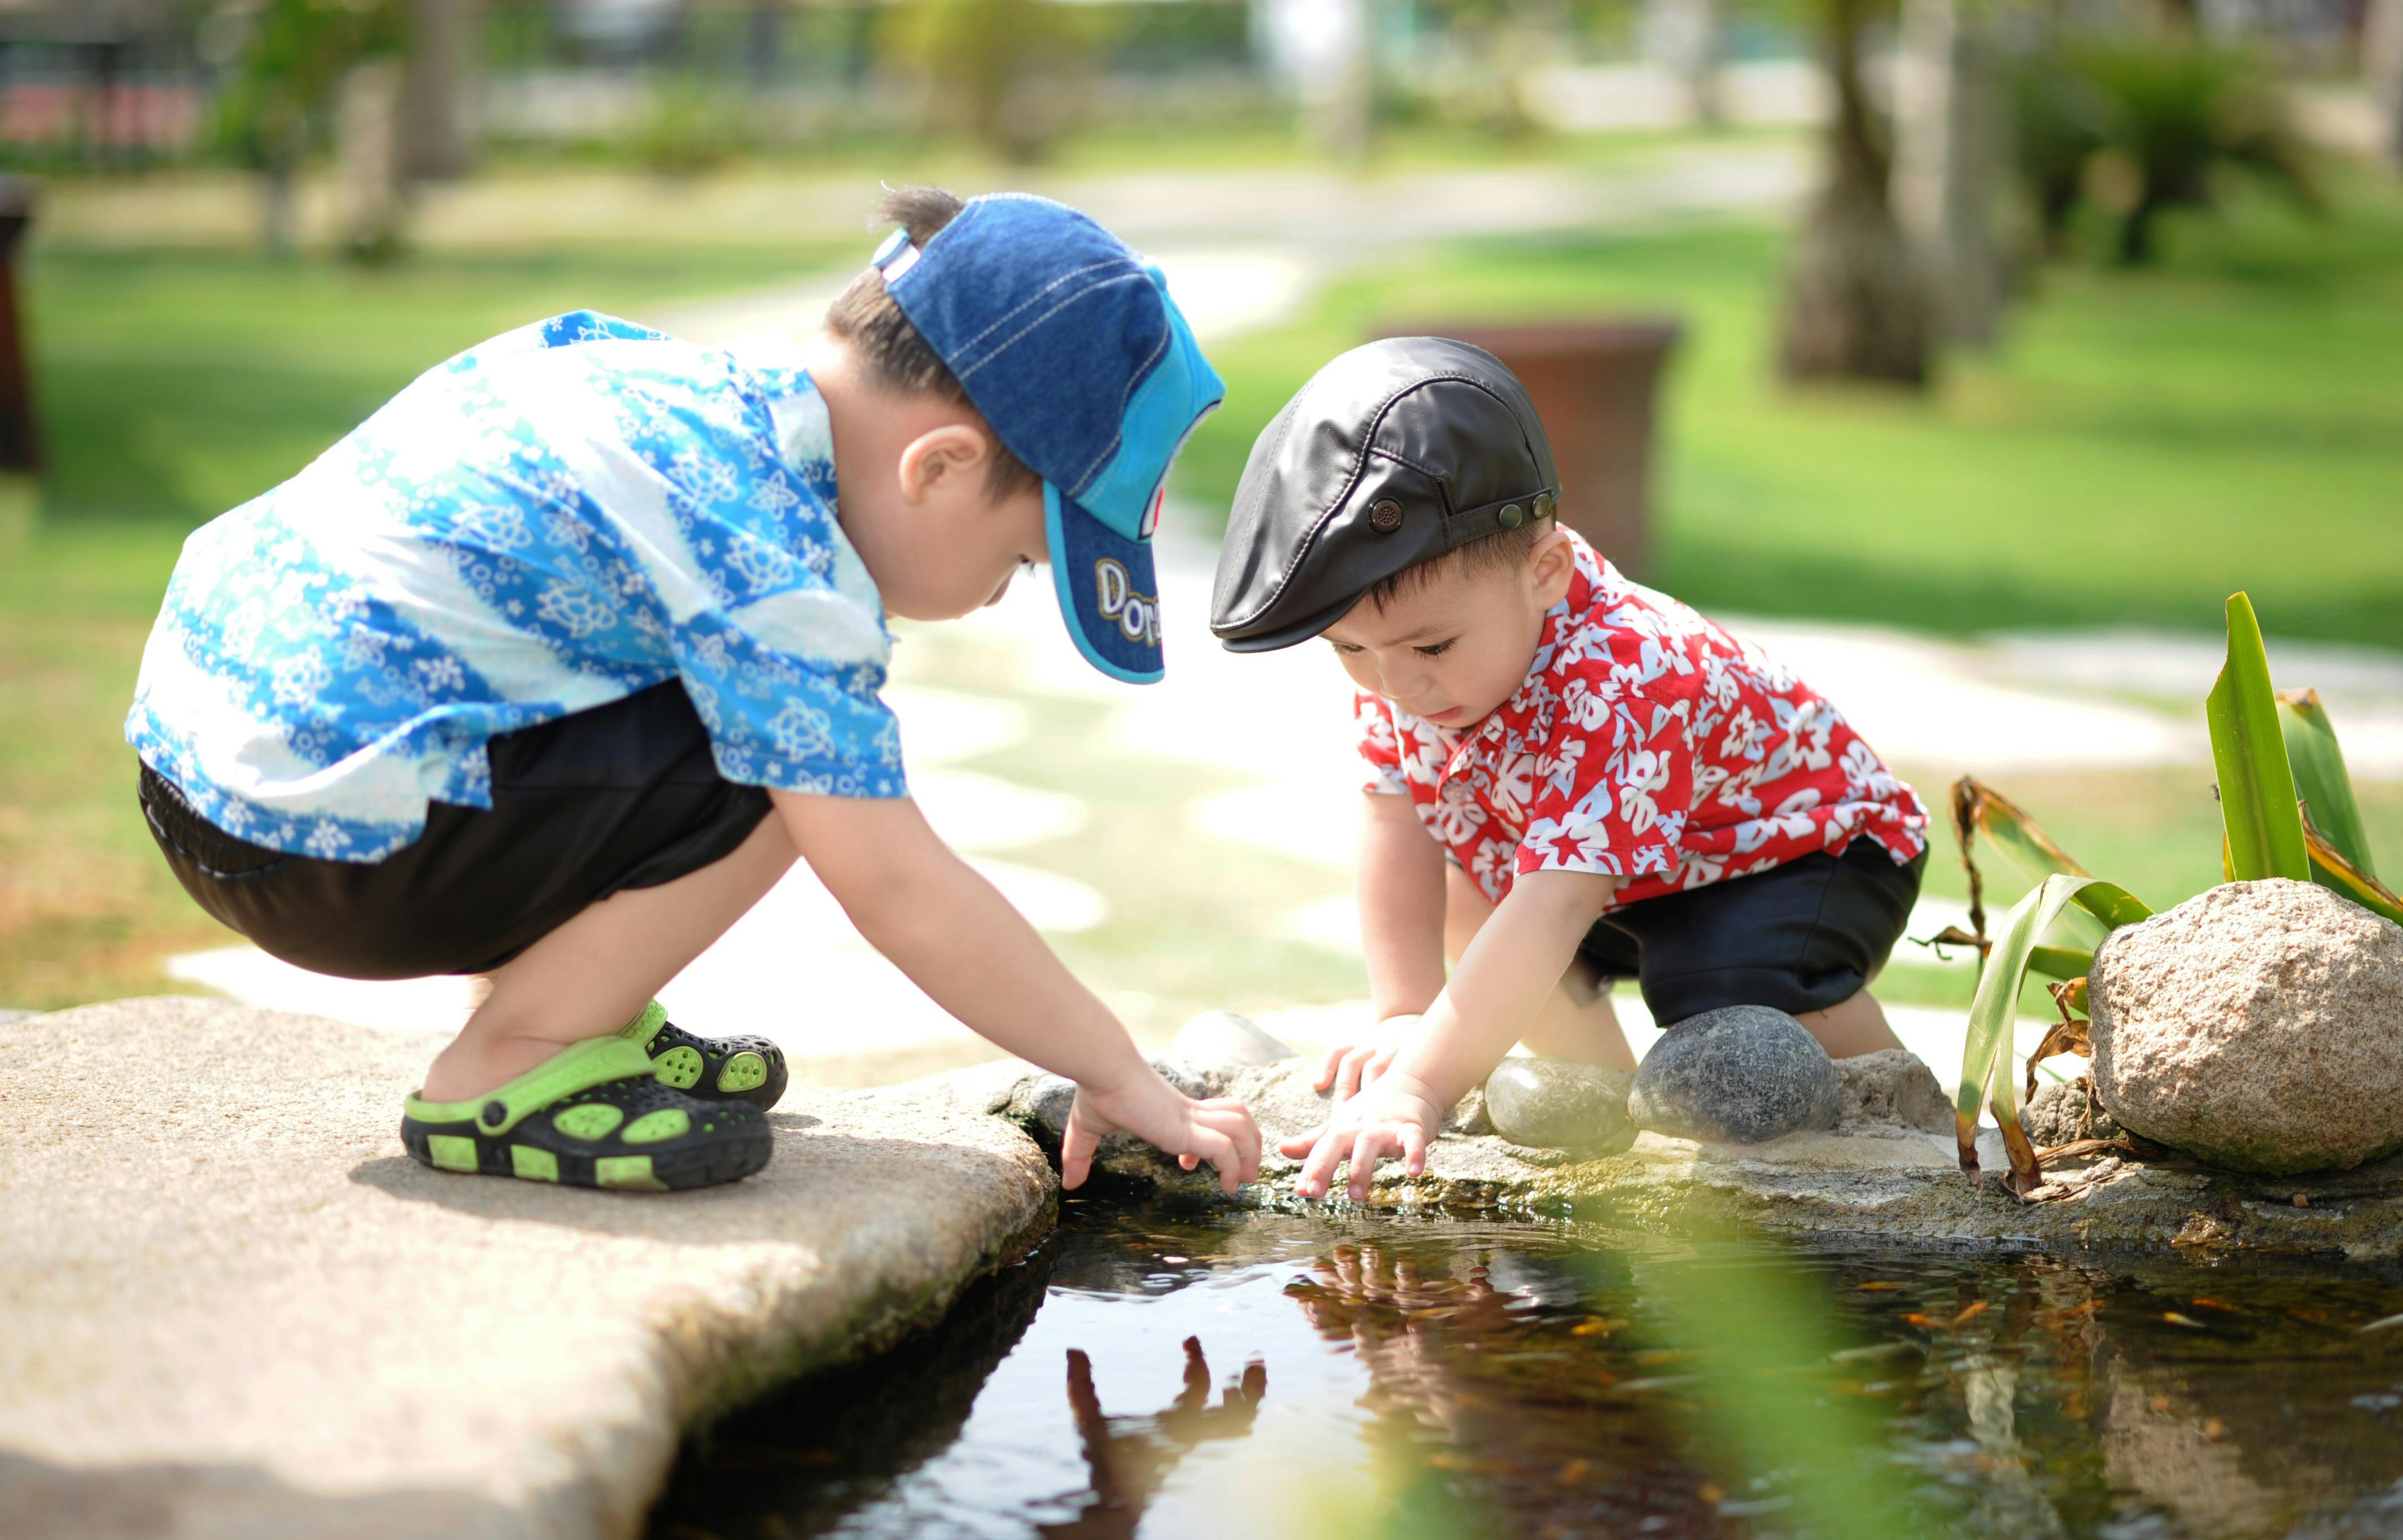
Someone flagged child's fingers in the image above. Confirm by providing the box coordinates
[1297,1127,1350,1199]
[1196,1101,1264,1184]
[1060,1113,1097,1192]
[1346,1127,1392,1202]
[1341,1045,1383,1100]
[1314,1044,1346,1093]
[1191,1128,1244,1194]
[1399,1121,1428,1177]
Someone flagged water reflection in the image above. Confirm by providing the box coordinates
[1039,1338,1267,1539]
[1284,1240,1734,1537]
[649,1205,2403,1540]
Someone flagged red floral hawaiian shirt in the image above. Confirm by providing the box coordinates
[1357,530,1928,909]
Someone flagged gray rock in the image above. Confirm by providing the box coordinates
[1627,1005,1840,1143]
[1168,1011,1297,1073]
[0,999,1054,1540]
[999,1056,1218,1143]
[2090,879,2403,1176]
[1481,1058,1636,1152]
[2022,1078,2126,1148]
[1448,1084,1494,1136]
[1834,1048,1952,1134]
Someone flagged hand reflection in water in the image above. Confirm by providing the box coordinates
[1039,1335,1268,1539]
[1288,1242,1524,1441]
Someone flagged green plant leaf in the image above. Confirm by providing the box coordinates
[2278,688,2376,880]
[2027,946,2095,979]
[1948,776,2112,948]
[1956,874,2151,1193]
[2304,824,2403,927]
[2207,593,2310,883]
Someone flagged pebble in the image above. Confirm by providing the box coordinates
[1482,1058,1635,1151]
[1627,1005,1840,1144]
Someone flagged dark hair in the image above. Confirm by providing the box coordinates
[1361,514,1557,610]
[823,187,1041,502]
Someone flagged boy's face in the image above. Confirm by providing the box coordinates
[1321,528,1577,728]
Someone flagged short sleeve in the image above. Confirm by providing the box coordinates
[1515,668,1696,882]
[671,606,904,798]
[1355,690,1408,795]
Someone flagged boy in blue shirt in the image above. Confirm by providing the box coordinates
[128,189,1262,1196]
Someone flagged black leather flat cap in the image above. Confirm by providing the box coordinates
[1210,336,1559,653]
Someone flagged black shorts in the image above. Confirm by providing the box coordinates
[1571,839,1926,1024]
[139,682,774,979]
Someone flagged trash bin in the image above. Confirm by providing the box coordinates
[1378,320,1680,578]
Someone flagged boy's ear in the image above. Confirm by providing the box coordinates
[895,423,993,506]
[1529,523,1578,604]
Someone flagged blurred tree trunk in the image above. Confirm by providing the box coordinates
[1644,0,1726,126]
[339,60,408,261]
[260,120,307,256]
[1308,0,1375,159]
[2369,0,2403,167]
[395,0,479,182]
[1893,0,2008,346]
[1778,0,1934,385]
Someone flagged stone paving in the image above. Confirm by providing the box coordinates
[0,999,1053,1540]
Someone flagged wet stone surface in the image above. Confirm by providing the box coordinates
[1628,1006,1841,1144]
[1482,1058,1636,1153]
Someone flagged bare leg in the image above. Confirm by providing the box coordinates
[419,814,798,1101]
[1444,865,1637,1073]
[1795,988,1905,1058]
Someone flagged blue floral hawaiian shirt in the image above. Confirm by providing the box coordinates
[125,310,904,864]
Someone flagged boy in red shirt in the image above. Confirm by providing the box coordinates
[1209,339,1929,1199]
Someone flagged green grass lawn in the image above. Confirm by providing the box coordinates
[1177,177,2403,649]
[3,174,2400,1011]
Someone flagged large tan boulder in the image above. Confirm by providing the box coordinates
[2090,880,2403,1176]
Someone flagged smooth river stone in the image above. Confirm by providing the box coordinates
[1628,1005,1840,1143]
[1481,1058,1636,1151]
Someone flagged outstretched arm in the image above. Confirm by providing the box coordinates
[1285,867,1620,1200]
[772,789,1261,1192]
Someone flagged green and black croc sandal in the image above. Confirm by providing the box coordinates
[618,1000,788,1110]
[401,1037,771,1192]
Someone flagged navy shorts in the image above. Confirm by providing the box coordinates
[1568,839,1926,1024]
[139,682,774,979]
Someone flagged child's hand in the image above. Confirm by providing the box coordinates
[1313,1014,1421,1100]
[1063,1069,1263,1195]
[1279,1071,1448,1201]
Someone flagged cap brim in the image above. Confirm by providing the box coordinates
[1046,484,1165,684]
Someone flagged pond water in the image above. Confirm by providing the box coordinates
[650,1200,2403,1540]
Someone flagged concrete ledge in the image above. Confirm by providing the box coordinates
[0,999,1056,1540]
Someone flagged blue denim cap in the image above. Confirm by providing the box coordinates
[873,194,1224,683]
